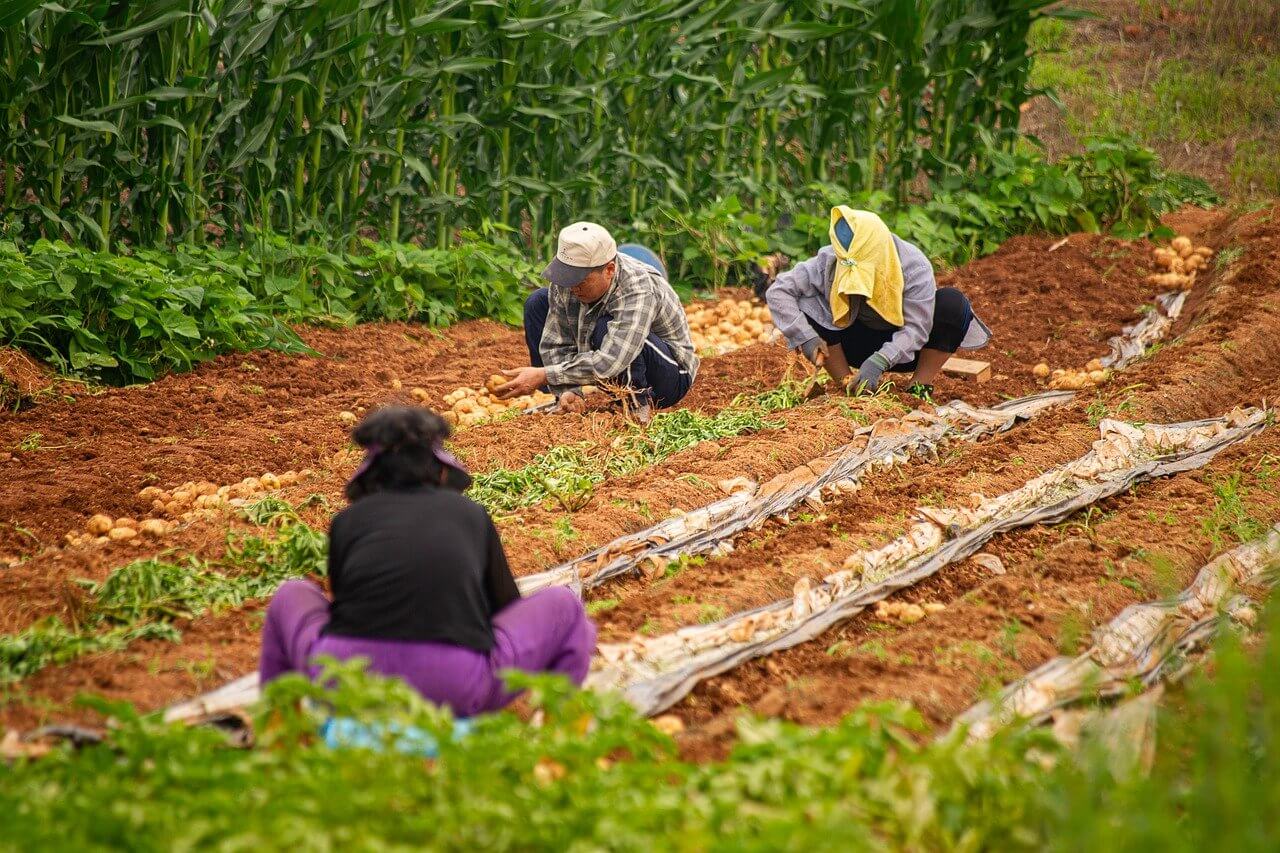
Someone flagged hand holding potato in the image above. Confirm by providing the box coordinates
[495,366,547,400]
[556,391,586,414]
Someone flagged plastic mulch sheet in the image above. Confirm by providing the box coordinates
[592,409,1267,717]
[953,522,1280,740]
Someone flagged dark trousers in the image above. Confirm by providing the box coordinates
[808,286,973,372]
[524,287,692,408]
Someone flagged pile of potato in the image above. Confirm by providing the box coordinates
[1029,236,1212,390]
[65,469,312,547]
[685,298,775,355]
[1147,236,1213,291]
[441,374,556,427]
[1034,358,1111,391]
[874,599,945,625]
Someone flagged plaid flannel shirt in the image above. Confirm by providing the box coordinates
[541,253,699,396]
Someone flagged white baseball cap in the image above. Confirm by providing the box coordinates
[543,221,617,287]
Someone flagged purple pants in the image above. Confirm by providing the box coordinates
[259,580,597,717]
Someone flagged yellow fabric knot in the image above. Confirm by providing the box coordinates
[827,206,905,329]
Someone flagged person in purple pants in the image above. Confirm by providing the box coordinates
[258,405,597,716]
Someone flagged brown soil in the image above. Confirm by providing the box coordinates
[5,207,1277,736]
[672,205,1280,760]
[0,347,56,406]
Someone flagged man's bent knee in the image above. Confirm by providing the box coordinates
[524,287,550,322]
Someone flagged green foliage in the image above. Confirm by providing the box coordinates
[0,663,1060,849]
[0,234,535,383]
[0,239,308,382]
[0,0,1064,253]
[1045,602,1280,851]
[9,589,1280,848]
[0,619,176,684]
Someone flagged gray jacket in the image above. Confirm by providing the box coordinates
[766,236,989,367]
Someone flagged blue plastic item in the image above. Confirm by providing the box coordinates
[319,715,474,757]
[618,243,667,278]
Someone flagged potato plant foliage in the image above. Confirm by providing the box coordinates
[6,607,1280,850]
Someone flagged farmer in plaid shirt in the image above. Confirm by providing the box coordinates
[496,222,699,423]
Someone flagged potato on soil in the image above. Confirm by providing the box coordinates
[339,410,357,425]
[139,519,170,538]
[138,486,165,501]
[651,714,685,735]
[107,526,137,541]
[411,387,430,402]
[86,514,113,535]
[1171,236,1192,255]
[1032,363,1050,378]
[113,517,138,529]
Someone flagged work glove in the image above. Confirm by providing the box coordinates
[799,338,827,366]
[853,353,890,394]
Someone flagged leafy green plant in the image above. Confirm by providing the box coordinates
[0,233,536,383]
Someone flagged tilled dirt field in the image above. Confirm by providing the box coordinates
[4,205,1278,742]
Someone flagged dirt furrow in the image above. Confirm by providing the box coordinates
[675,425,1280,760]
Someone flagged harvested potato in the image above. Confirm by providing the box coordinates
[1085,358,1103,372]
[86,514,113,535]
[339,410,357,425]
[651,714,685,735]
[139,519,170,538]
[1171,236,1192,255]
[113,517,138,529]
[1032,363,1050,378]
[411,387,430,402]
[442,411,459,426]
[108,526,137,542]
[485,374,507,393]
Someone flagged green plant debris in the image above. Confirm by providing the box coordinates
[470,385,805,514]
[0,519,327,684]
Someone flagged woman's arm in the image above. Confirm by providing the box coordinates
[326,514,345,596]
[483,517,521,613]
[765,249,832,353]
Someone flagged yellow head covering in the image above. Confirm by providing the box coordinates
[827,206,905,328]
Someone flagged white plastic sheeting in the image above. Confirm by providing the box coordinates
[590,409,1267,717]
[953,521,1280,741]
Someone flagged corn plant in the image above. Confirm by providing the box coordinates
[0,0,1065,255]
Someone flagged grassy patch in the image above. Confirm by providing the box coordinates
[1029,14,1280,199]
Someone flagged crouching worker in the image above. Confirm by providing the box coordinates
[496,222,699,423]
[258,405,596,716]
[766,206,990,399]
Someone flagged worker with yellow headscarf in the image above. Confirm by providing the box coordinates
[765,207,990,399]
